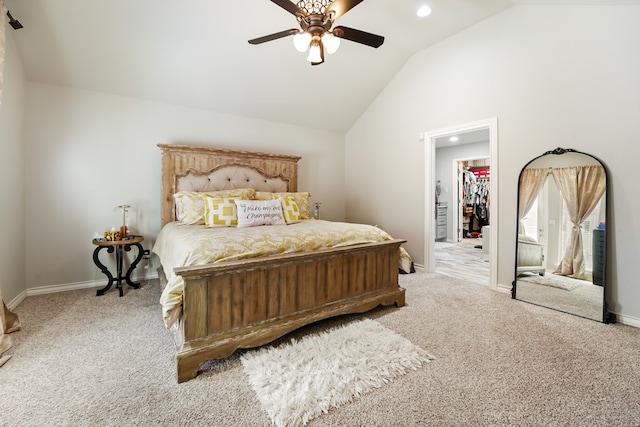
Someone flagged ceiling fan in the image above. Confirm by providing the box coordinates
[248,0,384,66]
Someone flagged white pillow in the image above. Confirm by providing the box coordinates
[235,199,286,228]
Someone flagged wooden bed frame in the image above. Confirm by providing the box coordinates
[157,144,406,383]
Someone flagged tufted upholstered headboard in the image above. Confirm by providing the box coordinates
[158,144,302,226]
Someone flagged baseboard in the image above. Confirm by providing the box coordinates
[26,279,105,297]
[496,283,512,295]
[7,290,27,311]
[609,312,640,328]
[9,271,159,307]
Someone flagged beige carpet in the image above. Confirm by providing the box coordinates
[2,272,640,426]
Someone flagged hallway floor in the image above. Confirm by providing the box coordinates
[434,238,490,286]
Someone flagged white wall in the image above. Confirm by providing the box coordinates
[0,29,26,306]
[436,141,490,242]
[346,5,640,322]
[24,84,345,290]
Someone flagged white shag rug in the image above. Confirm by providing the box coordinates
[241,319,435,427]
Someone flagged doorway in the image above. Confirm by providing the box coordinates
[423,118,499,291]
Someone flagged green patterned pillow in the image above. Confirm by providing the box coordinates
[203,196,239,227]
[279,196,301,224]
[254,191,273,201]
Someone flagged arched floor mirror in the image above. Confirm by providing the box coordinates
[512,148,611,322]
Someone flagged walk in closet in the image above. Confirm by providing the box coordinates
[460,159,490,239]
[434,132,490,244]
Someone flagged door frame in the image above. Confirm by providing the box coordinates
[423,117,499,291]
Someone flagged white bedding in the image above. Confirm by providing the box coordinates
[153,219,412,328]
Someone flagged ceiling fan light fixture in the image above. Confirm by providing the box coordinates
[306,38,323,64]
[249,0,384,65]
[322,32,340,54]
[295,0,334,15]
[293,31,312,52]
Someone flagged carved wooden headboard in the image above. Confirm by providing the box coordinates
[158,144,302,226]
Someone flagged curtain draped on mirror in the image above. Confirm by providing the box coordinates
[552,165,606,279]
[0,0,22,368]
[518,168,548,234]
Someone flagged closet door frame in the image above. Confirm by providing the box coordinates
[423,117,500,293]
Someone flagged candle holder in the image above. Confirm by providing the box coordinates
[314,202,322,220]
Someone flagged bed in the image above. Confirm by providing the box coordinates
[154,144,410,382]
[516,235,545,276]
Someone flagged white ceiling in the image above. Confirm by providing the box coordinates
[435,128,489,149]
[5,0,637,133]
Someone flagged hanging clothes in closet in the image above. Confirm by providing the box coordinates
[462,168,490,236]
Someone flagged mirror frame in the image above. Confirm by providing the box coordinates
[512,147,611,323]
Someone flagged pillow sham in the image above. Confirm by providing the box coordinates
[279,196,301,224]
[254,191,274,201]
[173,188,255,225]
[271,192,312,219]
[235,199,286,228]
[203,196,240,227]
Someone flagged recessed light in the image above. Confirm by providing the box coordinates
[417,5,432,18]
[449,136,459,142]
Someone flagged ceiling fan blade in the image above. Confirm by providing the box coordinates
[270,0,306,17]
[248,29,299,45]
[333,26,384,48]
[325,0,365,20]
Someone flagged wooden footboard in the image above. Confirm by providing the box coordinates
[172,239,406,383]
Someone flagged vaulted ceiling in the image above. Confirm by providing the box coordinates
[5,1,631,133]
